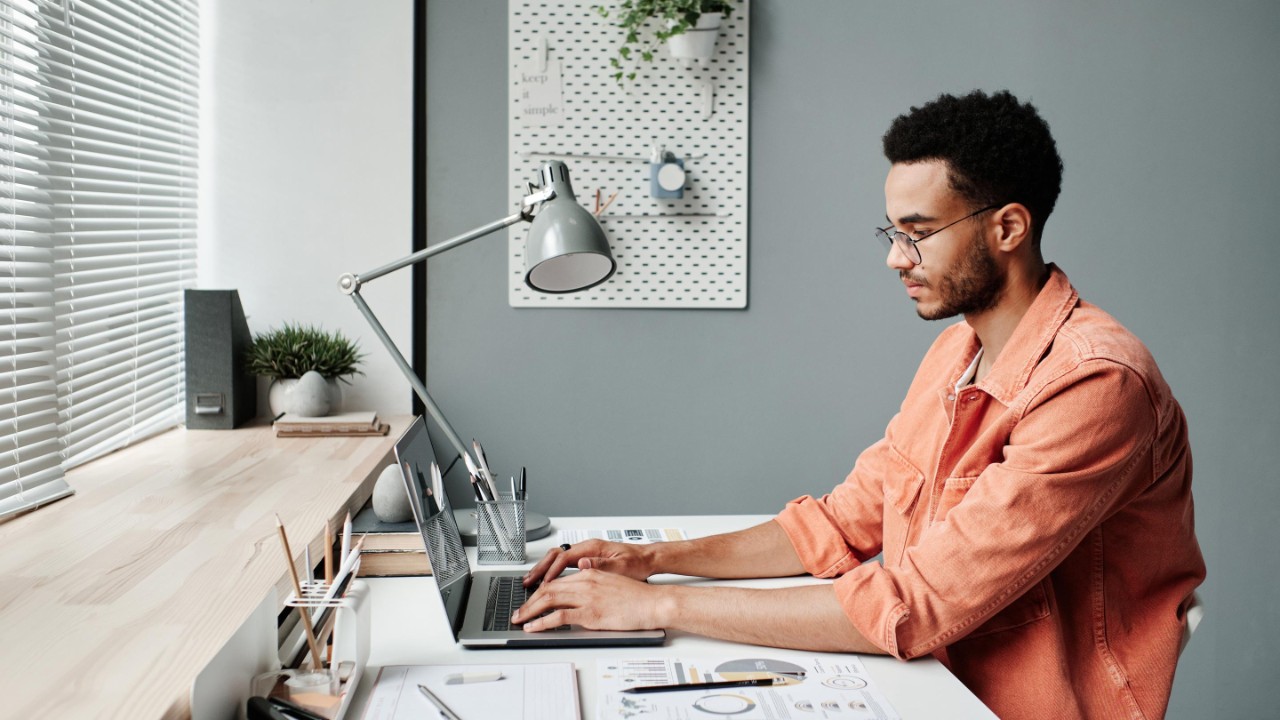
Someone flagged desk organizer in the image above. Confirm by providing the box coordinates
[248,580,370,720]
[191,580,370,720]
[476,497,527,564]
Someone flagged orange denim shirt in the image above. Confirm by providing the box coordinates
[775,266,1205,720]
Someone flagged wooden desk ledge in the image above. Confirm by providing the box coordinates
[0,416,411,720]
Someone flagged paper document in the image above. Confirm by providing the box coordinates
[596,655,899,720]
[362,663,579,720]
[558,528,688,545]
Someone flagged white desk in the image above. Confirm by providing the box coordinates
[351,514,995,719]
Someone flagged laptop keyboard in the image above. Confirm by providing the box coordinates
[484,576,570,632]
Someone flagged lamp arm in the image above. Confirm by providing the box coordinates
[345,288,472,464]
[336,197,549,466]
[340,210,525,292]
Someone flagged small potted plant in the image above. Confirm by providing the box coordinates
[595,0,735,85]
[247,322,364,416]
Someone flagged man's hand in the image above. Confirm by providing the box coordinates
[513,570,885,654]
[512,569,670,632]
[522,539,655,587]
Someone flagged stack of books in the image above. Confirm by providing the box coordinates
[351,503,433,577]
[273,411,390,438]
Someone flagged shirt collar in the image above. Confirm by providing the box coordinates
[968,264,1078,404]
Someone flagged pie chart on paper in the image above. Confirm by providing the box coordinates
[714,658,807,687]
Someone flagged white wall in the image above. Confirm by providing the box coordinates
[199,0,415,417]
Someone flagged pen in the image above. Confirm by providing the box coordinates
[464,453,491,497]
[518,467,527,500]
[418,683,464,720]
[623,677,783,694]
[472,440,501,499]
[470,475,490,502]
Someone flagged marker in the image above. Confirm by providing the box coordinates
[444,670,505,685]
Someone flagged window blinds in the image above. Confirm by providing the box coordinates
[0,0,197,522]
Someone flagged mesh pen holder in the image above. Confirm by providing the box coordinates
[476,496,526,564]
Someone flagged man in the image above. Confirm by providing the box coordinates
[515,90,1205,719]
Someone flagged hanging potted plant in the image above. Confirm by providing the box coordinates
[596,0,735,84]
[247,322,364,417]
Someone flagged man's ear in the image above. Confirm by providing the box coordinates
[992,203,1033,253]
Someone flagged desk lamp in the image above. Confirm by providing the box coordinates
[338,161,614,532]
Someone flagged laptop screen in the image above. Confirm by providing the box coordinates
[393,417,470,638]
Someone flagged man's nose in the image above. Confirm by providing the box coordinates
[886,241,916,271]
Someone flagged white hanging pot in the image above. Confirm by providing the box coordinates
[268,372,344,417]
[666,12,724,66]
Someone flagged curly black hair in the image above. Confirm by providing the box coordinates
[882,90,1063,244]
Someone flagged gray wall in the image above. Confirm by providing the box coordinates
[426,2,1280,717]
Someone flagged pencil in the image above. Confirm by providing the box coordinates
[596,190,619,218]
[323,520,334,664]
[324,521,334,585]
[275,514,326,670]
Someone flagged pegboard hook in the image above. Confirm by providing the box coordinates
[536,34,549,73]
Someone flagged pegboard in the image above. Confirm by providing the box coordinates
[507,0,749,308]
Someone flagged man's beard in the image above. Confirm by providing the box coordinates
[903,231,1005,321]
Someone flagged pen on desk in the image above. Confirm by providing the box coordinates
[623,677,784,694]
[418,683,464,720]
[518,467,526,501]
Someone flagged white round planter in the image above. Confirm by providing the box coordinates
[666,12,723,66]
[268,374,343,417]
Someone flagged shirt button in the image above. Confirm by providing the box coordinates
[965,394,977,402]
[947,393,956,401]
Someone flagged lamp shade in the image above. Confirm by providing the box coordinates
[524,161,617,293]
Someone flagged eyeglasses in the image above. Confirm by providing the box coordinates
[875,204,1000,265]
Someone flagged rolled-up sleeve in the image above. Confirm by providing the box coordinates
[775,436,898,578]
[832,361,1158,659]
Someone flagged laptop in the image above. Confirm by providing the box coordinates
[393,417,666,648]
